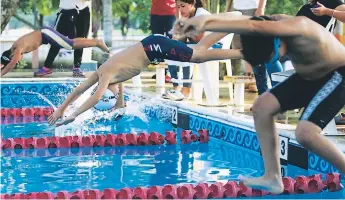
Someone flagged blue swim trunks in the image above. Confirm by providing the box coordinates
[140,34,193,63]
[41,26,74,50]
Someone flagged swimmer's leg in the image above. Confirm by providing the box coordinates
[295,121,345,174]
[238,92,284,194]
[40,26,109,53]
[73,38,109,53]
[295,73,345,174]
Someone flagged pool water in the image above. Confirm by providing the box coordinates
[1,115,173,139]
[1,116,345,199]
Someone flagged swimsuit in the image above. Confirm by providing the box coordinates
[41,26,74,50]
[140,34,193,63]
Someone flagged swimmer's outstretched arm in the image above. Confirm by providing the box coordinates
[193,32,229,50]
[191,49,243,63]
[269,14,293,20]
[48,72,100,125]
[1,48,23,77]
[51,73,113,127]
[175,14,307,38]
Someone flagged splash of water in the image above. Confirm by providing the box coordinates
[23,86,168,135]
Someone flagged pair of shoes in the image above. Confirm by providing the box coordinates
[33,66,85,77]
[33,66,52,77]
[162,90,185,101]
[335,113,345,125]
[72,67,85,77]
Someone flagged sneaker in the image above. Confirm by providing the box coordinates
[165,90,185,101]
[33,66,52,77]
[335,113,345,125]
[72,67,85,77]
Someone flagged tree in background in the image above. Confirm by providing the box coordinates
[113,0,132,36]
[265,0,304,15]
[113,0,151,36]
[1,0,20,33]
[103,0,113,47]
[13,0,59,29]
[92,0,103,38]
[130,0,151,33]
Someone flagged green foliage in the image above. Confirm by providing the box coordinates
[265,0,305,16]
[111,0,151,33]
[18,0,59,16]
[215,0,305,15]
[113,0,133,18]
[130,0,151,33]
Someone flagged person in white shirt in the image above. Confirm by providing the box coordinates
[165,0,211,101]
[34,0,91,77]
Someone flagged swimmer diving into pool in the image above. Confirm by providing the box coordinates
[1,26,110,77]
[173,13,345,194]
[47,13,246,127]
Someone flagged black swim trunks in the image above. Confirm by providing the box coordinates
[140,34,193,63]
[270,67,345,129]
[41,26,74,50]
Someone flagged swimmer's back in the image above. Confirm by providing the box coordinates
[12,31,42,54]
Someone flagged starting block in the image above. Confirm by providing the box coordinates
[148,62,168,94]
[224,76,255,106]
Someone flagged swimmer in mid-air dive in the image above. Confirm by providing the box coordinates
[47,13,245,127]
[173,13,345,194]
[1,26,109,76]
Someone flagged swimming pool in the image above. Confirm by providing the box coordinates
[1,80,344,199]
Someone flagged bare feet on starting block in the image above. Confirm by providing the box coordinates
[238,174,284,194]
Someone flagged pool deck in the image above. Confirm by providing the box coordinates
[2,70,345,152]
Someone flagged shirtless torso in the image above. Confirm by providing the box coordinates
[10,30,43,56]
[96,43,151,84]
[283,18,345,79]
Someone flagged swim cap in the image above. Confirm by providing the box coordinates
[1,50,12,66]
[93,89,118,111]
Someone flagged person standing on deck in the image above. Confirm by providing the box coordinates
[34,0,91,77]
[150,0,179,80]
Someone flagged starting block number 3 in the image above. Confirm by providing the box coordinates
[172,107,178,125]
[279,136,289,161]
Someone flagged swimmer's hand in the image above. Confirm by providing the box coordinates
[172,16,207,39]
[56,115,76,127]
[48,109,65,126]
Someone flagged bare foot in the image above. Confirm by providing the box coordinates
[97,39,110,53]
[238,174,284,194]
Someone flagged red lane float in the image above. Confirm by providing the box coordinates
[1,173,342,199]
[1,130,209,150]
[181,130,209,144]
[1,107,54,119]
[2,144,180,158]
